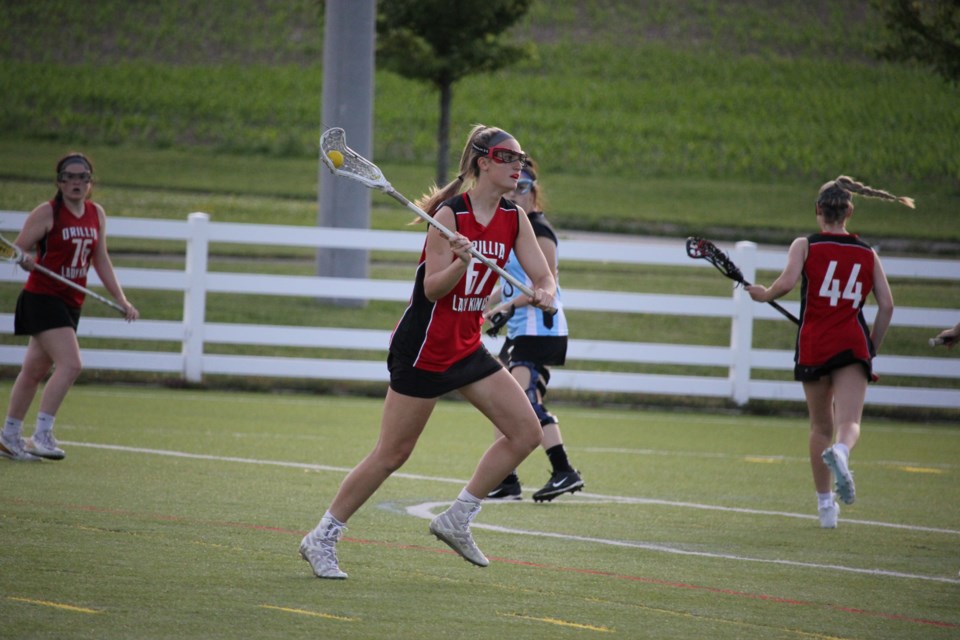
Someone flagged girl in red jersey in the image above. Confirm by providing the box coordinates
[747,176,913,528]
[1,153,139,462]
[300,125,556,579]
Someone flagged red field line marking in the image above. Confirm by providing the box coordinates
[8,498,957,631]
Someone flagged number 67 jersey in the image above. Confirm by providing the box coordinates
[797,232,877,371]
[390,193,519,373]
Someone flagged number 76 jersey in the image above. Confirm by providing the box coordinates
[25,199,101,308]
[797,232,877,367]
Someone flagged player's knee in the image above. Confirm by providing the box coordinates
[520,428,541,454]
[48,358,83,386]
[513,418,542,453]
[61,358,83,382]
[378,443,414,472]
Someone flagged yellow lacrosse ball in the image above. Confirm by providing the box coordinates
[327,150,344,168]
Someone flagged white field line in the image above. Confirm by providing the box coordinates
[61,441,960,539]
[56,441,960,585]
[408,500,960,586]
[581,447,960,471]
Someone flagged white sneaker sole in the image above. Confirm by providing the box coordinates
[822,448,856,505]
[25,438,65,460]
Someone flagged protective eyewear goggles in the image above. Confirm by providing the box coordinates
[58,171,92,183]
[514,179,535,195]
[473,143,527,167]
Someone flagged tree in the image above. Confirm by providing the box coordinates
[377,0,535,186]
[871,0,960,84]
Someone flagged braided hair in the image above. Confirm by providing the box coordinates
[816,175,915,223]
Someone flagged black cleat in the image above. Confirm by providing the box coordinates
[487,478,523,500]
[532,470,584,502]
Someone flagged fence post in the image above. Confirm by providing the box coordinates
[182,212,210,383]
[729,241,758,405]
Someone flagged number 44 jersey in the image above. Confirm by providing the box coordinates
[797,232,878,369]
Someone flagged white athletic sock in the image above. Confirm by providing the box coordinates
[832,443,850,462]
[456,488,482,506]
[34,412,56,436]
[322,511,346,528]
[817,492,835,509]
[2,417,23,440]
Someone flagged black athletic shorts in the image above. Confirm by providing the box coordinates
[499,335,567,367]
[388,346,504,399]
[14,290,81,336]
[794,349,872,382]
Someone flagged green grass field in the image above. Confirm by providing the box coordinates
[1,383,958,639]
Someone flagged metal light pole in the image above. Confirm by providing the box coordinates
[316,0,376,306]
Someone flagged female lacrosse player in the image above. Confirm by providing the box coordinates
[482,159,583,503]
[1,152,138,462]
[746,176,912,528]
[300,125,556,579]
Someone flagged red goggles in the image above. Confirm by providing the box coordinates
[474,144,528,167]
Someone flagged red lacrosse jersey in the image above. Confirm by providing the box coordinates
[390,193,520,372]
[796,233,877,367]
[24,199,101,308]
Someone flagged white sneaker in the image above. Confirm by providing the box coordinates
[26,431,66,460]
[299,517,347,579]
[0,432,41,462]
[818,501,839,529]
[429,501,489,567]
[822,447,856,505]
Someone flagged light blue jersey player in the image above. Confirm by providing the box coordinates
[500,223,568,339]
[483,162,583,502]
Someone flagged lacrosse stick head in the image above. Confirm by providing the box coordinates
[0,234,25,264]
[685,236,746,285]
[320,127,391,191]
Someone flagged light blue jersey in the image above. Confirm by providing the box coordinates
[501,245,568,340]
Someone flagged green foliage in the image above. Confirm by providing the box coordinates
[0,0,324,64]
[0,0,958,242]
[377,0,532,88]
[377,0,535,86]
[871,0,960,84]
[376,0,536,182]
[1,0,955,192]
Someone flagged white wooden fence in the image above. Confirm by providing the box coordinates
[2,211,958,408]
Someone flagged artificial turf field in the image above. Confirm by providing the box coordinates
[1,383,957,639]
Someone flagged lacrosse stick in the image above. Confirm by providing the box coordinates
[0,233,127,315]
[319,127,556,315]
[686,236,800,325]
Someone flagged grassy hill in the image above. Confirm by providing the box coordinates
[0,0,957,247]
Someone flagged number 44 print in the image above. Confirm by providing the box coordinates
[819,260,863,307]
